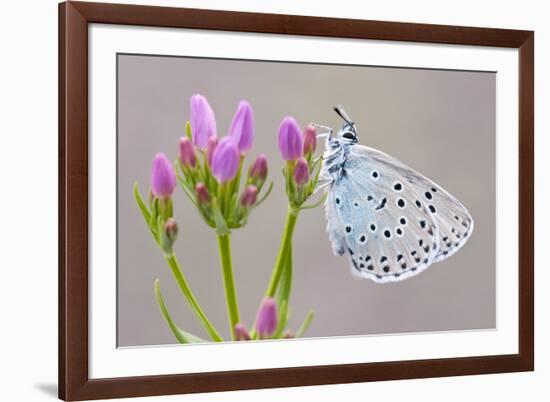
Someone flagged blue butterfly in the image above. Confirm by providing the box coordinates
[319,106,474,283]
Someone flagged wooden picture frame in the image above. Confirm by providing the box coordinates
[59,1,534,400]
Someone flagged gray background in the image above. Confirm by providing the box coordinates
[117,54,496,347]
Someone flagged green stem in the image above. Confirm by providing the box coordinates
[217,234,240,340]
[165,254,223,342]
[265,208,299,297]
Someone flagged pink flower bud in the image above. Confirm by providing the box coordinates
[293,157,309,186]
[151,153,176,199]
[234,323,251,341]
[303,124,317,155]
[211,137,240,183]
[179,137,197,168]
[240,185,258,208]
[206,136,218,167]
[160,218,178,255]
[255,298,278,339]
[195,183,210,205]
[248,154,268,185]
[229,100,254,155]
[278,117,303,161]
[164,218,178,242]
[190,94,217,150]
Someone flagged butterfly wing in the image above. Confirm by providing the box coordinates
[325,144,474,283]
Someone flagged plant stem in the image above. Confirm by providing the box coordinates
[265,208,299,297]
[165,254,223,342]
[217,234,240,340]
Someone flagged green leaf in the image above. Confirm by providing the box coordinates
[133,182,151,224]
[154,279,206,344]
[134,182,159,244]
[296,310,314,338]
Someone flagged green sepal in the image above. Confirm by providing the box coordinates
[177,175,199,208]
[296,310,314,338]
[185,120,192,140]
[176,161,199,201]
[227,191,238,226]
[150,197,160,236]
[156,216,170,256]
[254,181,274,208]
[154,279,206,344]
[286,161,296,197]
[309,157,323,194]
[179,159,198,188]
[230,157,244,198]
[211,197,230,236]
[200,152,216,192]
[158,197,173,221]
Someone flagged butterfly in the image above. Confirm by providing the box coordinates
[319,106,474,283]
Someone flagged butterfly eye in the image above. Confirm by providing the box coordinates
[342,132,356,140]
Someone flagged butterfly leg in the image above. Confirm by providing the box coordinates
[321,149,341,161]
[312,179,333,196]
[311,123,333,139]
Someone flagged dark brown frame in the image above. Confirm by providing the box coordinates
[59,1,534,400]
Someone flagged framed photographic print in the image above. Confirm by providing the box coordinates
[58,1,534,400]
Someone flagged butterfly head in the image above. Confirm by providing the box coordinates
[333,105,358,146]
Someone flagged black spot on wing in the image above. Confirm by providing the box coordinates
[375,197,387,210]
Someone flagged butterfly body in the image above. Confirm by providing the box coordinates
[321,107,474,283]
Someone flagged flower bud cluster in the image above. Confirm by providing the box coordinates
[277,118,322,209]
[177,95,272,234]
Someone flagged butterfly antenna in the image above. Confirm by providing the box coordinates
[333,105,354,126]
